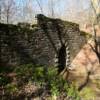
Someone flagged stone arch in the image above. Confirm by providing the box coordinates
[54,41,70,74]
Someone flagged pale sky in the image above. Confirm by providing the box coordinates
[0,0,95,24]
[15,0,90,14]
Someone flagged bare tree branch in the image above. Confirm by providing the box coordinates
[36,0,43,14]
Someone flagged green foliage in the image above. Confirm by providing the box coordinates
[67,83,80,100]
[2,64,80,99]
[93,79,100,89]
[80,87,95,100]
[47,67,58,80]
[32,66,44,81]
[46,67,80,99]
[0,66,13,73]
[5,83,18,94]
[0,75,11,86]
[15,64,46,85]
[14,63,34,76]
[50,81,59,96]
[14,63,35,83]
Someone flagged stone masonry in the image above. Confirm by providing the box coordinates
[0,14,88,69]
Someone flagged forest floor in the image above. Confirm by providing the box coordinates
[68,65,100,100]
[0,64,100,100]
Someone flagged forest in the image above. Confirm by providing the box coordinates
[0,0,100,100]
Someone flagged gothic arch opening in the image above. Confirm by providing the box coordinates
[57,43,70,74]
[58,44,66,73]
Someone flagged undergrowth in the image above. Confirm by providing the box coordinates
[0,63,80,99]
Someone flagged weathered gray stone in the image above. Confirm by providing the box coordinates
[0,14,88,68]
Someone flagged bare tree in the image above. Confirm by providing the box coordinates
[20,0,35,23]
[0,0,3,23]
[0,0,35,24]
[89,0,100,63]
[0,5,1,22]
[1,0,17,24]
[48,0,56,17]
[36,0,43,14]
[78,0,100,91]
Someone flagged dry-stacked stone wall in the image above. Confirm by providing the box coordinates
[0,14,87,67]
